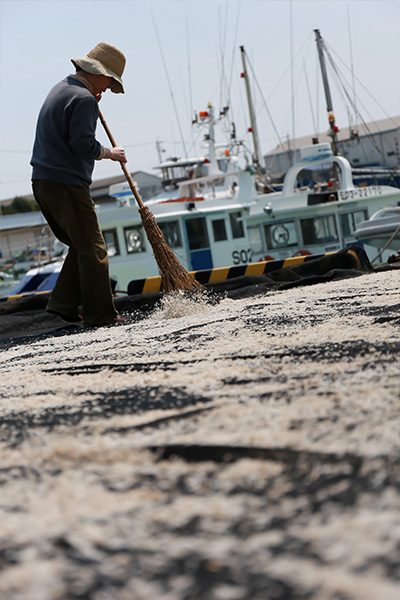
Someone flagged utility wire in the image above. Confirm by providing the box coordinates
[323,42,397,159]
[326,41,398,129]
[303,58,318,137]
[243,49,283,147]
[151,9,188,158]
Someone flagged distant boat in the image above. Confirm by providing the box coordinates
[354,206,400,252]
[4,259,63,297]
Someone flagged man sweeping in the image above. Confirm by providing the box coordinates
[31,42,128,328]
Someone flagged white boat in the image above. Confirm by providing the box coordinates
[354,206,400,252]
[99,102,258,290]
[245,143,400,261]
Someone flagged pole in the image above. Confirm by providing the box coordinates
[314,29,339,155]
[239,45,265,176]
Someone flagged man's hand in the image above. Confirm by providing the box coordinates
[110,147,127,163]
[103,146,127,163]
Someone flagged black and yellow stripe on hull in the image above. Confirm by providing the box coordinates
[2,253,336,302]
[2,289,50,303]
[127,253,328,295]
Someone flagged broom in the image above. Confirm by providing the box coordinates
[98,110,202,293]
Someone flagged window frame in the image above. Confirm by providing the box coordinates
[300,214,339,245]
[211,218,228,242]
[158,220,183,248]
[229,211,245,239]
[264,220,299,250]
[123,226,146,255]
[102,228,120,257]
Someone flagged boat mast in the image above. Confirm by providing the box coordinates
[314,29,339,155]
[239,45,265,178]
[197,102,222,176]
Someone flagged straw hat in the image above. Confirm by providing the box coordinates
[71,42,126,94]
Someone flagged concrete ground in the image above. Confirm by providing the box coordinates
[0,268,399,599]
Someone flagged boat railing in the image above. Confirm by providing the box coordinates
[282,154,356,197]
[176,170,241,200]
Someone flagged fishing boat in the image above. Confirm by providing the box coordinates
[4,259,63,297]
[354,206,400,252]
[97,102,259,290]
[100,139,400,290]
[245,142,400,260]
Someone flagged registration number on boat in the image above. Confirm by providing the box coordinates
[339,186,382,201]
[232,249,253,265]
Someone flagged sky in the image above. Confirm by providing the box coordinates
[0,0,399,201]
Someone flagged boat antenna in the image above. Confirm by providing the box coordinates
[151,9,188,158]
[218,3,229,113]
[303,58,318,142]
[186,18,194,123]
[227,0,242,107]
[155,139,166,164]
[185,17,196,153]
[290,0,296,164]
[314,28,339,155]
[239,45,265,178]
[346,3,358,137]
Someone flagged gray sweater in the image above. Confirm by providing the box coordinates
[31,76,102,187]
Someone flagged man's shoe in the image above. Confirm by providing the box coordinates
[83,314,131,329]
[113,314,131,326]
[47,309,83,323]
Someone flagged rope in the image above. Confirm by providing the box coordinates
[323,41,399,160]
[323,45,388,159]
[370,224,400,264]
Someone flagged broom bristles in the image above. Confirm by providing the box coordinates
[139,206,203,293]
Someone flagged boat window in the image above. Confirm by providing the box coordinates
[186,217,210,250]
[212,219,228,242]
[340,210,368,237]
[230,211,245,239]
[265,221,298,249]
[124,227,145,254]
[248,226,263,253]
[102,229,120,257]
[301,215,338,245]
[159,221,182,248]
[217,159,226,173]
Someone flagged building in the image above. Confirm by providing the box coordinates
[90,170,162,204]
[264,116,400,180]
[0,211,51,265]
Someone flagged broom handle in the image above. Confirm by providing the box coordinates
[98,110,145,210]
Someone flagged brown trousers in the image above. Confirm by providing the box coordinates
[32,179,117,327]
